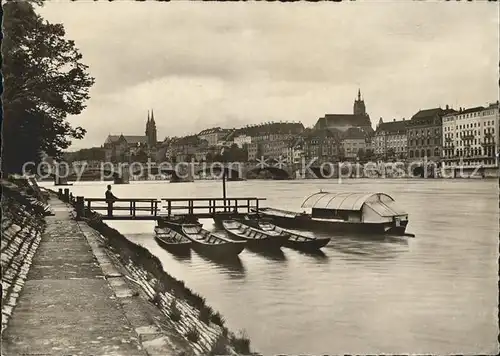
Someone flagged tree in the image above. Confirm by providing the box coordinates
[364,149,375,161]
[337,146,346,162]
[70,147,105,162]
[132,149,149,163]
[357,148,366,161]
[387,148,395,160]
[2,1,95,174]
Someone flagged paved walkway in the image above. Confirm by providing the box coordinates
[1,199,148,356]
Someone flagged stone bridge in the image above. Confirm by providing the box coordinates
[39,159,441,184]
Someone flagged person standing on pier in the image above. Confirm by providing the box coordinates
[105,185,118,217]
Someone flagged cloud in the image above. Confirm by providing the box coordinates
[38,1,499,150]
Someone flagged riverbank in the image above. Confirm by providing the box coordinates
[1,179,255,356]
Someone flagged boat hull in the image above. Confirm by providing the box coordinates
[190,240,246,258]
[154,235,191,255]
[260,212,409,236]
[224,226,289,250]
[239,217,331,251]
[284,237,330,251]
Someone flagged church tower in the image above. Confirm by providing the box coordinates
[353,89,367,116]
[145,110,150,137]
[145,109,157,147]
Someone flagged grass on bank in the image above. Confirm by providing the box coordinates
[185,326,200,343]
[209,334,230,355]
[210,311,226,328]
[169,298,182,322]
[229,329,251,355]
[199,305,214,325]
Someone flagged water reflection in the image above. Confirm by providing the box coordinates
[327,234,409,261]
[167,249,192,262]
[194,252,246,278]
[152,241,192,260]
[246,246,287,261]
[289,248,329,261]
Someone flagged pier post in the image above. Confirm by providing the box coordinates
[58,188,63,199]
[76,196,84,220]
[63,188,70,202]
[189,200,194,215]
[222,169,227,212]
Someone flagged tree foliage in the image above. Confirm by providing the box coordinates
[2,1,95,174]
[213,144,248,163]
[64,147,105,163]
[131,148,150,164]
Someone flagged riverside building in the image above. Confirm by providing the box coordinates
[373,118,409,160]
[406,106,456,162]
[442,102,499,172]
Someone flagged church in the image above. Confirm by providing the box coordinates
[314,89,373,134]
[103,110,159,162]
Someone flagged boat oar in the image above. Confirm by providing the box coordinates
[403,233,416,238]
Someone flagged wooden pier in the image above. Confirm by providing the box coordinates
[58,189,265,221]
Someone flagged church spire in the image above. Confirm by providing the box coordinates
[146,109,157,147]
[145,110,150,137]
[353,89,366,116]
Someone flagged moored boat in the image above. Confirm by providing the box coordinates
[154,226,191,255]
[180,223,246,258]
[222,220,290,249]
[254,220,330,251]
[255,191,410,236]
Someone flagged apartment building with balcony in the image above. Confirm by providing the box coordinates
[442,102,499,169]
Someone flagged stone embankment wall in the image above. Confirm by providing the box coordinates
[1,180,46,335]
[83,211,254,356]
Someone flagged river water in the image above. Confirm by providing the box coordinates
[42,179,499,355]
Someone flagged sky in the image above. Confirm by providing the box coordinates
[38,0,499,150]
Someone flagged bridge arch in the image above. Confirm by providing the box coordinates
[130,166,176,177]
[196,166,242,180]
[247,166,290,180]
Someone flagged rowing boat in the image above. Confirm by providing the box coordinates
[255,220,330,251]
[154,226,191,255]
[222,220,289,250]
[180,223,246,258]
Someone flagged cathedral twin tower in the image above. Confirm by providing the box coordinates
[145,110,157,147]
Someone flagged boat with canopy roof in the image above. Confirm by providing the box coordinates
[254,191,410,236]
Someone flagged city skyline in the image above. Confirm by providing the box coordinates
[39,1,499,150]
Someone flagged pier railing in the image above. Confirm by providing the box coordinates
[57,188,265,220]
[160,197,264,217]
[84,198,161,219]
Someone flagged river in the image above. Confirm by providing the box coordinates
[42,178,499,355]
